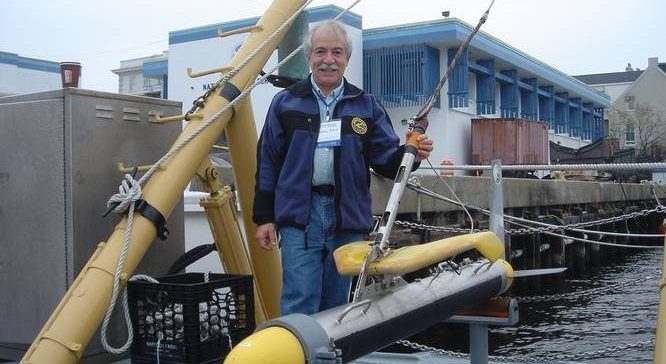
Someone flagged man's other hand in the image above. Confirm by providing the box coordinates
[256,223,278,250]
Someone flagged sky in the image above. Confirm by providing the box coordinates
[1,0,664,93]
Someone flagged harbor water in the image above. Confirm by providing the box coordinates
[397,248,662,363]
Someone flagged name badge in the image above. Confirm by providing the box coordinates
[317,119,341,148]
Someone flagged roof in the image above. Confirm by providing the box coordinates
[574,62,666,85]
[0,51,61,73]
[573,70,642,85]
[363,18,610,107]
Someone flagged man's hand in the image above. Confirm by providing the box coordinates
[415,134,434,162]
[256,223,278,250]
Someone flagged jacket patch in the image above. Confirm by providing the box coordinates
[351,117,368,135]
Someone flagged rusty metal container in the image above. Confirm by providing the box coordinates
[471,118,549,165]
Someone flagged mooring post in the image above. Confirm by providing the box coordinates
[489,159,506,255]
[468,159,505,364]
[469,322,489,364]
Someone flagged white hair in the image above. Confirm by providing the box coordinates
[303,20,352,59]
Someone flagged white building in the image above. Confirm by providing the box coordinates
[0,51,62,96]
[111,51,168,98]
[575,57,666,151]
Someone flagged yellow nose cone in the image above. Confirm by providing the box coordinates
[224,326,306,364]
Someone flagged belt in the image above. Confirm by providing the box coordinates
[311,184,335,195]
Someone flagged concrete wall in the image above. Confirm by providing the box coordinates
[370,173,666,214]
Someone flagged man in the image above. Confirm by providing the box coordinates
[253,20,433,315]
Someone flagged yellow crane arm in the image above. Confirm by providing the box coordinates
[21,1,305,362]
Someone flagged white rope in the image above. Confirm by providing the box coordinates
[100,272,159,353]
[106,174,142,214]
[156,338,162,364]
[100,174,142,353]
[427,162,666,171]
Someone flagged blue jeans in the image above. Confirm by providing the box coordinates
[279,194,363,315]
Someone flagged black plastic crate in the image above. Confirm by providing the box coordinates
[128,273,254,364]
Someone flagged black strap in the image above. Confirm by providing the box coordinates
[219,82,241,102]
[135,199,169,241]
[312,184,335,195]
[260,70,300,88]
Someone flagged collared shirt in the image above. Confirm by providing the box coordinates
[311,75,344,186]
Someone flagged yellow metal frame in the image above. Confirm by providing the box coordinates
[225,98,282,320]
[21,1,304,362]
[334,232,505,276]
[195,157,267,324]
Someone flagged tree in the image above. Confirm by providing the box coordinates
[608,102,666,161]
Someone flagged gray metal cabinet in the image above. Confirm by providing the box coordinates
[0,88,186,361]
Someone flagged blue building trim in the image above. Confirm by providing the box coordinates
[362,19,610,108]
[169,18,258,45]
[538,86,555,125]
[306,5,362,29]
[363,44,439,109]
[364,21,460,49]
[555,92,569,134]
[469,62,492,76]
[163,75,168,99]
[500,69,518,118]
[143,59,168,77]
[594,107,605,140]
[423,46,441,109]
[447,47,468,108]
[475,59,495,115]
[0,52,19,66]
[0,51,60,73]
[520,78,538,120]
[569,97,582,137]
[465,25,609,107]
[169,5,361,45]
[495,72,513,84]
[582,102,594,140]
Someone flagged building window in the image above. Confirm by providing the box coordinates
[625,123,635,145]
[624,93,635,111]
[363,44,440,108]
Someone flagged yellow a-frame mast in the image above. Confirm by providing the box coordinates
[21,1,304,362]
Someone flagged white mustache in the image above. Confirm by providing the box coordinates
[319,65,338,72]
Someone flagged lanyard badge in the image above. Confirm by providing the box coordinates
[317,119,341,148]
[315,88,342,148]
